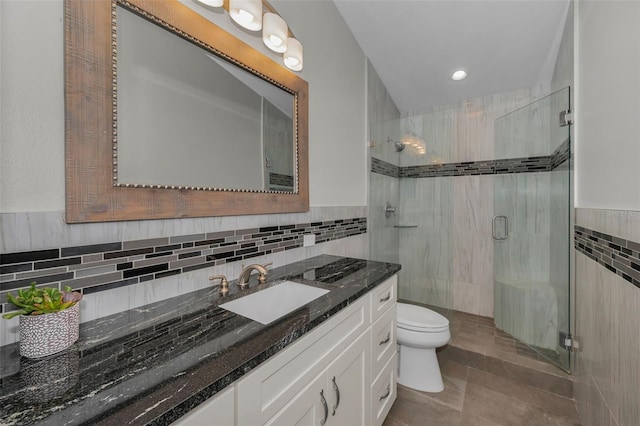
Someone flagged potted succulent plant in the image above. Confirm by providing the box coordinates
[2,282,83,358]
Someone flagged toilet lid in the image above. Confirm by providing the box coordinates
[397,303,449,332]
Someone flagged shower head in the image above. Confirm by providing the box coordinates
[386,138,406,152]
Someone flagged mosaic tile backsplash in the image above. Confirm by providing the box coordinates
[0,217,367,313]
[574,225,640,289]
[372,138,571,178]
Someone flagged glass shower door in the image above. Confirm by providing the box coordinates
[493,87,572,372]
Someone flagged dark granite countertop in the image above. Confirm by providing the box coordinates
[0,255,400,425]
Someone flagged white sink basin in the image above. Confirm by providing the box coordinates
[219,281,329,325]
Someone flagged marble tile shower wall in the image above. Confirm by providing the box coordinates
[0,207,368,347]
[574,208,640,426]
[370,87,564,318]
[399,176,454,309]
[367,59,401,268]
[369,171,400,266]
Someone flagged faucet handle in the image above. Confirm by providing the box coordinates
[257,262,273,284]
[209,275,229,295]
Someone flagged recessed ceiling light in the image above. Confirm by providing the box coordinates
[451,69,467,81]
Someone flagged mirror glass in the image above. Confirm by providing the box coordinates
[116,6,295,192]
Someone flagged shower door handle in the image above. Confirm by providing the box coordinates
[492,216,509,240]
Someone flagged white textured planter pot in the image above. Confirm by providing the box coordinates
[19,303,80,359]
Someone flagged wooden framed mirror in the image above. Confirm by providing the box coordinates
[64,0,308,223]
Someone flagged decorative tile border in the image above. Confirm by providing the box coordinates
[575,225,640,289]
[400,155,552,177]
[371,157,399,178]
[268,172,294,188]
[551,138,571,170]
[0,217,367,309]
[371,138,571,178]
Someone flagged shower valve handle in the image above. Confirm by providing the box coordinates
[385,202,396,218]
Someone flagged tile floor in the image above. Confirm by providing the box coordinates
[384,308,582,426]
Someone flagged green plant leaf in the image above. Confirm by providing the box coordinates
[2,310,28,319]
[2,281,79,319]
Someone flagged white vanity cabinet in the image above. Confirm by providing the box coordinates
[369,275,398,426]
[174,274,398,426]
[265,331,370,426]
[236,293,371,425]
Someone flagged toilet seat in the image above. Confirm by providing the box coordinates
[397,303,449,333]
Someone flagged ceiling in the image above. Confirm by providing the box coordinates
[333,0,570,112]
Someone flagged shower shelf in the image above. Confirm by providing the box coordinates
[393,225,418,228]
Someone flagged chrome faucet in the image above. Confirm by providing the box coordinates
[237,262,273,288]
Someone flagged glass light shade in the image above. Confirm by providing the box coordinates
[195,0,223,7]
[283,37,303,71]
[229,0,262,31]
[263,13,288,53]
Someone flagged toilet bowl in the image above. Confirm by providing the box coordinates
[396,303,450,393]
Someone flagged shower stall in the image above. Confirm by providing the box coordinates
[369,87,573,372]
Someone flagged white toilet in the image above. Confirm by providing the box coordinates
[396,303,451,393]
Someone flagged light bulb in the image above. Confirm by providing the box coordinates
[285,56,299,67]
[270,35,283,47]
[236,9,254,26]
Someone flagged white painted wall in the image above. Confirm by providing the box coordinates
[273,0,367,207]
[575,0,640,210]
[0,0,65,212]
[0,0,367,214]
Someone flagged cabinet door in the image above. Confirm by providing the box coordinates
[327,331,371,426]
[265,372,327,426]
[371,303,396,380]
[371,353,397,426]
[237,296,369,424]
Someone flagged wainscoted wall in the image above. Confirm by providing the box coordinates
[0,206,368,347]
[574,208,640,426]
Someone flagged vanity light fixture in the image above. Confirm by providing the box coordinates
[451,68,467,81]
[195,0,304,71]
[263,13,288,53]
[284,37,303,71]
[229,0,263,31]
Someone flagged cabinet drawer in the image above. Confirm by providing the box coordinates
[371,275,397,323]
[371,303,396,379]
[237,296,370,424]
[371,353,397,426]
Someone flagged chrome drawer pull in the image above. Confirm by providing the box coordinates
[320,390,328,425]
[379,332,391,346]
[379,292,391,303]
[379,384,391,401]
[331,376,340,416]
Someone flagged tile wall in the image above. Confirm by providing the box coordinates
[370,87,560,317]
[0,206,368,347]
[574,208,640,426]
[367,60,401,267]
